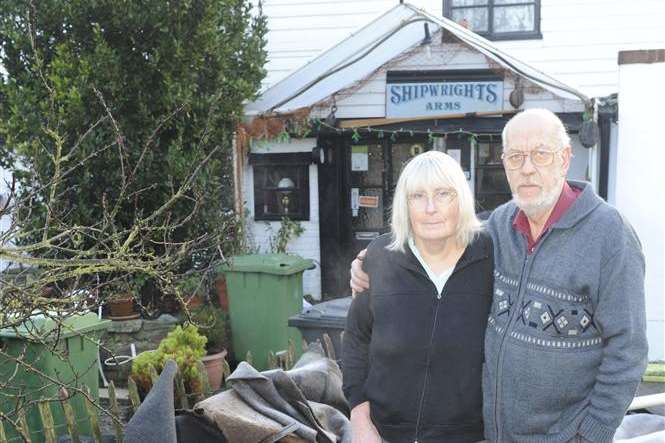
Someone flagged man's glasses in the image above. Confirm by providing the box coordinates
[501,147,564,170]
[407,189,457,210]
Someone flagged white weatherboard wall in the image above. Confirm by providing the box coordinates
[615,57,664,361]
[256,0,442,90]
[244,138,322,300]
[255,0,665,98]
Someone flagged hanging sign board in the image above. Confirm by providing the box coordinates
[358,195,379,208]
[386,81,504,118]
[351,145,369,171]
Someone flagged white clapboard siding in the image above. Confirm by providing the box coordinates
[253,0,665,98]
[255,0,441,89]
[244,138,323,300]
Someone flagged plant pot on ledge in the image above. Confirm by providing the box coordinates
[201,348,228,391]
[108,296,140,321]
[214,275,229,313]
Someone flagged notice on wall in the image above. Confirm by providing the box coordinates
[358,195,380,208]
[447,149,461,165]
[351,145,369,171]
[351,187,360,217]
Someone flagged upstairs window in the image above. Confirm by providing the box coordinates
[444,0,542,41]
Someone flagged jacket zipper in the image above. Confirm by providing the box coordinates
[492,231,552,442]
[413,287,444,443]
[409,249,488,443]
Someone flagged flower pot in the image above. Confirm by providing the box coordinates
[214,277,229,312]
[185,293,204,309]
[108,297,140,320]
[201,349,228,391]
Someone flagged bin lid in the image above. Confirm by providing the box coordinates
[288,296,352,328]
[219,254,314,276]
[0,312,110,341]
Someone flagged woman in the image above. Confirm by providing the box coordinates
[342,150,493,443]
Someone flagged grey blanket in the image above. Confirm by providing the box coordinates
[194,343,352,443]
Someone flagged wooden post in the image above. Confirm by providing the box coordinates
[17,411,31,443]
[267,351,278,369]
[222,358,231,383]
[322,333,336,361]
[107,382,124,442]
[58,387,81,443]
[37,401,57,443]
[127,377,141,414]
[83,387,103,443]
[0,419,8,443]
[287,339,296,369]
[174,368,189,410]
[197,360,211,399]
[275,350,288,370]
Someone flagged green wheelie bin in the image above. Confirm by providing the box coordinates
[0,312,109,442]
[220,254,313,371]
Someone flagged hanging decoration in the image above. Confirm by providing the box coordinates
[309,117,482,148]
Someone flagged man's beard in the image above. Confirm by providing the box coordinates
[512,176,564,219]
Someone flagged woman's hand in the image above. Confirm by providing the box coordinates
[350,402,382,443]
[350,248,370,296]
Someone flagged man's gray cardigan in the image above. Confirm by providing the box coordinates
[483,180,648,443]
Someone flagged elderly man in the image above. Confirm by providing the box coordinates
[349,108,647,443]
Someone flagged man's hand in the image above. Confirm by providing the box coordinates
[350,401,381,443]
[350,248,370,296]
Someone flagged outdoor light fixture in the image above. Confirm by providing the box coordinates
[277,177,296,214]
[509,77,525,108]
[325,103,337,128]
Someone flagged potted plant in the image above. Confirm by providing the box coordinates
[213,272,229,313]
[192,305,229,391]
[177,273,205,309]
[107,278,140,320]
[130,324,207,398]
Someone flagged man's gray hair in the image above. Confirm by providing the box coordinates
[502,108,571,149]
[388,150,481,252]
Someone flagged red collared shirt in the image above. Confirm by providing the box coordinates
[512,182,582,254]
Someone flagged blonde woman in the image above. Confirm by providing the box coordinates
[342,150,493,443]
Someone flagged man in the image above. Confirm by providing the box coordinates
[349,108,648,443]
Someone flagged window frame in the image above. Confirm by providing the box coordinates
[250,153,311,221]
[474,135,512,212]
[443,0,542,41]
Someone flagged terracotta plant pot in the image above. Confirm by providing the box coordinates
[108,296,140,320]
[201,349,228,391]
[214,277,229,312]
[185,293,204,309]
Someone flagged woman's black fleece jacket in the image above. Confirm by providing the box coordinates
[342,232,493,443]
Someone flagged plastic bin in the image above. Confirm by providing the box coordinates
[219,254,313,370]
[0,312,109,442]
[288,296,351,365]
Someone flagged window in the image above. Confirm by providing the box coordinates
[250,153,310,221]
[444,0,541,41]
[475,136,511,212]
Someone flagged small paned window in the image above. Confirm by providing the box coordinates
[475,137,512,212]
[444,0,541,41]
[251,153,310,221]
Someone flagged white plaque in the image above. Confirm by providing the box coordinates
[351,146,369,171]
[447,149,461,165]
